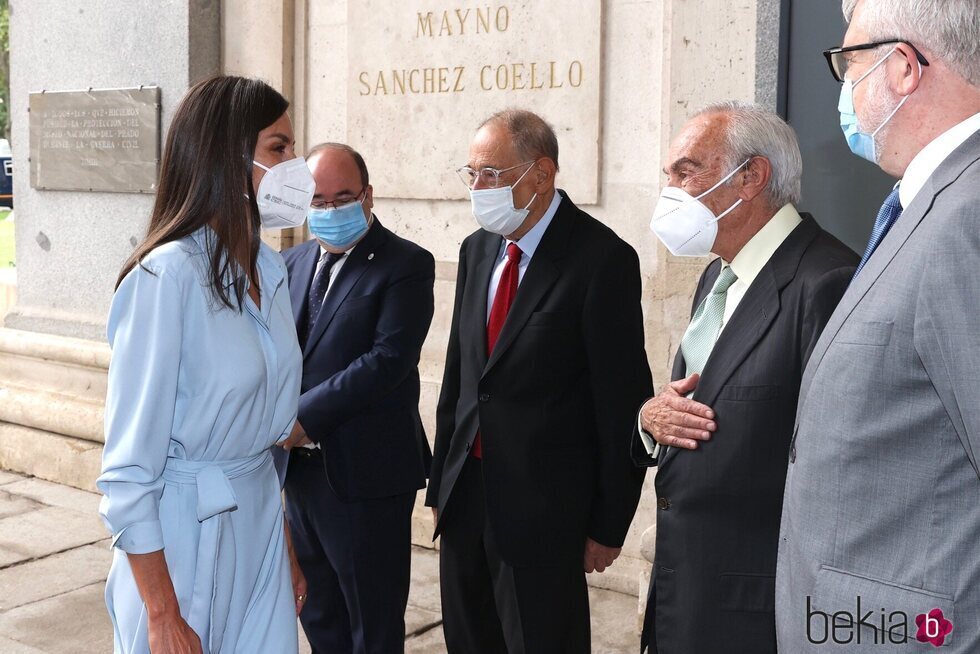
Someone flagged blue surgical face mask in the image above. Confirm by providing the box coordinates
[308,198,369,249]
[838,47,918,163]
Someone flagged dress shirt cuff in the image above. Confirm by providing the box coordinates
[110,520,165,554]
[637,410,661,459]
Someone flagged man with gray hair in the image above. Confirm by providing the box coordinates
[635,102,857,653]
[777,0,980,650]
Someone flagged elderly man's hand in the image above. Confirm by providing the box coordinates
[640,373,716,450]
[584,538,621,574]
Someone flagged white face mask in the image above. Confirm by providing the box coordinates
[252,156,316,230]
[469,163,537,236]
[649,160,749,257]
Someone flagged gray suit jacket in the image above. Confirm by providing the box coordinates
[777,129,980,652]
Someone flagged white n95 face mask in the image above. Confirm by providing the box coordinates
[649,160,749,257]
[253,156,316,230]
[469,163,537,236]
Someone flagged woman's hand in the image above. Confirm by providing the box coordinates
[283,517,308,615]
[147,611,202,654]
[290,547,308,616]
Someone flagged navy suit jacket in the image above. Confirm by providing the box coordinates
[282,218,435,500]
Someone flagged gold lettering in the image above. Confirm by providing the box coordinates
[409,69,421,93]
[424,67,436,93]
[548,61,564,88]
[476,7,490,33]
[495,64,508,90]
[439,12,453,36]
[529,62,544,90]
[480,65,493,90]
[568,60,583,87]
[511,62,526,90]
[375,72,389,95]
[453,66,466,92]
[455,8,471,34]
[358,71,371,96]
[392,69,406,95]
[496,6,510,32]
[416,12,435,38]
[437,67,449,93]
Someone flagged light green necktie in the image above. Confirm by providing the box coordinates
[681,265,738,376]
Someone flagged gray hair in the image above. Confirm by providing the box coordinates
[694,101,803,208]
[842,0,980,86]
[479,109,560,171]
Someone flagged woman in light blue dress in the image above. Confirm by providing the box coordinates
[98,76,317,653]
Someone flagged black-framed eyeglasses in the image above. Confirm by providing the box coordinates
[310,186,366,210]
[822,40,929,83]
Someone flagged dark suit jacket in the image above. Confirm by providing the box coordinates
[282,218,435,501]
[633,214,858,654]
[425,191,654,567]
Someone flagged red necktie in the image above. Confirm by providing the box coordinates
[473,242,523,459]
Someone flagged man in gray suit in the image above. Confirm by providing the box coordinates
[777,0,980,651]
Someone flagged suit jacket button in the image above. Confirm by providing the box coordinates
[657,497,670,510]
[479,393,490,402]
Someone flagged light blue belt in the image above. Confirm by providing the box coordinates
[162,451,272,653]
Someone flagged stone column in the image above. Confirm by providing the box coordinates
[0,0,220,485]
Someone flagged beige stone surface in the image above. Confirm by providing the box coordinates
[0,583,114,654]
[347,1,602,202]
[0,543,111,612]
[0,506,106,566]
[0,424,102,493]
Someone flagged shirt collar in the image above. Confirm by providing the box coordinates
[725,203,803,288]
[900,112,980,209]
[502,190,562,260]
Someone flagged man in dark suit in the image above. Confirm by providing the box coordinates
[425,109,653,653]
[635,103,858,653]
[278,143,435,654]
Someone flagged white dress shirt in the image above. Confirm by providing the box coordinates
[899,111,980,210]
[485,191,562,319]
[639,203,804,457]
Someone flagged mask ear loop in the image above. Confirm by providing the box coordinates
[871,57,922,138]
[693,159,751,202]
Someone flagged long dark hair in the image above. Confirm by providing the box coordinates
[116,75,289,309]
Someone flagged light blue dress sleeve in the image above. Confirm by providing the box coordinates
[98,261,183,554]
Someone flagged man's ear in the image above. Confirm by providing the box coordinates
[739,156,772,203]
[890,42,923,97]
[533,157,558,192]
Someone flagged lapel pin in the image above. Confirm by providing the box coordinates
[368,253,375,261]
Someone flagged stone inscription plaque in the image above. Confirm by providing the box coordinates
[29,87,161,193]
[348,2,601,202]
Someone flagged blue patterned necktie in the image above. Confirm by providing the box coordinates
[306,251,344,339]
[853,186,903,277]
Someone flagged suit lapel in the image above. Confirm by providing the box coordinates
[303,220,387,358]
[659,217,817,470]
[482,197,572,377]
[797,138,980,402]
[291,241,319,330]
[468,231,502,369]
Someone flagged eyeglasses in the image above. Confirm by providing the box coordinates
[822,39,929,83]
[310,187,366,210]
[455,161,535,190]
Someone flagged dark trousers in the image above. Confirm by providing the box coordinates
[285,449,416,654]
[439,458,590,654]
